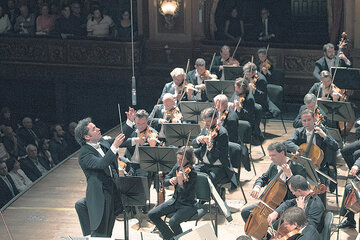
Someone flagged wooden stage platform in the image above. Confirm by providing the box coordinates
[0,121,358,240]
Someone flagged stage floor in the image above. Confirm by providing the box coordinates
[0,121,358,240]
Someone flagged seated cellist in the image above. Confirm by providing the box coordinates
[241,142,306,223]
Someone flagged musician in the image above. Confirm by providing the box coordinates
[211,45,239,79]
[338,152,360,229]
[309,70,340,101]
[149,93,182,132]
[257,48,273,79]
[284,109,339,205]
[241,142,306,223]
[293,93,329,129]
[313,43,351,82]
[160,67,194,102]
[267,175,325,233]
[192,107,237,188]
[186,58,211,102]
[341,139,360,170]
[214,94,250,172]
[74,117,125,237]
[148,146,197,240]
[278,206,320,240]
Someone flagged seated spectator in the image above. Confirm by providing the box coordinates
[49,124,69,165]
[64,121,80,154]
[224,8,244,41]
[49,3,60,19]
[36,4,55,35]
[2,126,18,158]
[70,1,86,36]
[16,117,40,156]
[6,0,19,29]
[55,5,80,39]
[14,5,36,34]
[87,5,114,37]
[33,117,49,140]
[0,106,18,131]
[7,158,32,192]
[116,10,136,39]
[0,6,12,33]
[38,138,55,168]
[0,160,19,208]
[20,144,50,182]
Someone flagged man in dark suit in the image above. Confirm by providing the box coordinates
[16,117,40,156]
[313,43,351,81]
[0,160,19,208]
[74,117,125,237]
[309,70,340,101]
[210,45,239,79]
[241,142,307,223]
[280,206,320,240]
[160,67,194,102]
[284,109,339,205]
[192,107,237,188]
[49,124,69,165]
[148,146,197,240]
[257,8,278,42]
[267,175,325,233]
[20,144,50,182]
[186,58,211,102]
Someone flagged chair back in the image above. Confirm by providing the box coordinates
[238,120,251,144]
[195,172,211,202]
[267,84,283,108]
[268,68,285,86]
[320,211,333,240]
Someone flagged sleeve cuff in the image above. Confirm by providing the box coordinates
[110,145,118,154]
[131,138,138,146]
[126,119,135,128]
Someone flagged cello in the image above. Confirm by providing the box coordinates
[344,175,360,213]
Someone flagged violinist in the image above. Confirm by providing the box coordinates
[313,43,351,82]
[211,45,240,79]
[277,206,320,240]
[192,107,237,188]
[148,146,197,240]
[308,70,340,101]
[160,67,194,103]
[149,93,183,133]
[267,175,325,234]
[338,150,360,229]
[257,48,273,78]
[241,142,306,223]
[284,109,339,205]
[186,58,211,102]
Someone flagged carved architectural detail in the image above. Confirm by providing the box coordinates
[284,55,318,73]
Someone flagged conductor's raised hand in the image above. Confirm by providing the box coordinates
[113,133,125,148]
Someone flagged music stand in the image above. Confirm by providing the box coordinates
[327,127,343,149]
[205,80,235,100]
[163,123,201,147]
[223,66,243,81]
[317,100,355,123]
[179,101,214,123]
[118,176,149,240]
[138,146,177,173]
[331,67,360,90]
[288,154,320,186]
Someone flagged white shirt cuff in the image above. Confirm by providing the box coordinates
[110,145,118,154]
[126,119,135,128]
[131,138,138,146]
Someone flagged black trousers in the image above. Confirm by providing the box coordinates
[341,140,360,169]
[148,200,197,240]
[194,163,227,186]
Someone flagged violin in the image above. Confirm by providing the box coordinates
[323,83,342,100]
[270,229,300,240]
[223,57,240,66]
[249,74,260,91]
[166,107,183,123]
[200,70,211,81]
[207,124,220,150]
[219,109,229,122]
[177,164,193,182]
[117,155,127,176]
[138,126,160,147]
[260,59,272,75]
[238,96,245,109]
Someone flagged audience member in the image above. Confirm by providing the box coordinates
[6,0,19,29]
[20,144,50,182]
[55,5,80,38]
[224,8,244,41]
[64,121,80,154]
[0,6,11,33]
[2,126,18,158]
[14,5,36,34]
[49,124,69,165]
[38,138,55,168]
[116,10,136,39]
[7,158,32,192]
[16,117,40,155]
[0,106,18,130]
[49,2,60,18]
[36,4,55,35]
[87,5,114,37]
[70,1,86,36]
[257,8,278,42]
[0,160,19,208]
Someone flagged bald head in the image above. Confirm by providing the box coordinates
[163,93,175,110]
[22,117,33,129]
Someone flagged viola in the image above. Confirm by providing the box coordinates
[138,126,159,147]
[166,107,183,123]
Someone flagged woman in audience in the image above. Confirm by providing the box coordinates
[38,138,55,168]
[116,10,136,39]
[8,158,33,192]
[87,5,114,37]
[0,6,11,34]
[36,4,55,35]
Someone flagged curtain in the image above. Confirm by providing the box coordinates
[327,0,344,44]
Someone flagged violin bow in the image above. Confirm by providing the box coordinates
[209,52,216,73]
[117,103,123,134]
[231,37,242,59]
[185,58,190,74]
[179,131,192,178]
[149,98,160,128]
[179,59,191,101]
[265,44,269,56]
[206,107,218,147]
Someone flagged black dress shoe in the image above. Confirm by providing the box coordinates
[338,219,356,229]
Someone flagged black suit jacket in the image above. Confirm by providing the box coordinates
[296,224,320,240]
[210,56,223,79]
[78,139,120,231]
[16,127,40,149]
[220,108,239,143]
[253,161,307,200]
[313,56,350,81]
[276,195,325,233]
[0,175,19,208]
[49,138,69,165]
[229,92,255,124]
[149,104,166,132]
[186,69,208,102]
[160,81,194,102]
[20,156,51,182]
[248,72,268,112]
[164,163,197,206]
[192,125,237,186]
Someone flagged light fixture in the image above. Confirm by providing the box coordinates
[159,0,181,29]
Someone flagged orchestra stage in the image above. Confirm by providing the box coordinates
[0,121,358,240]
